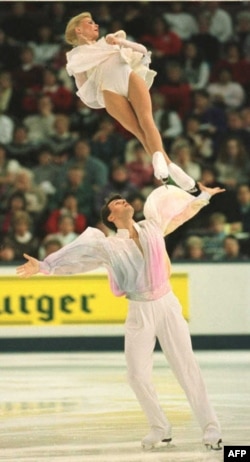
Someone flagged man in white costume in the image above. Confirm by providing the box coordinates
[17,163,225,451]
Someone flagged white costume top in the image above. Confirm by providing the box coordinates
[39,186,209,302]
[66,32,156,109]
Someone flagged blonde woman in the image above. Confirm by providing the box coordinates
[64,12,199,193]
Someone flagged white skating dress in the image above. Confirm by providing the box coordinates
[66,33,156,109]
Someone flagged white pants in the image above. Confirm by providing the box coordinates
[125,291,220,433]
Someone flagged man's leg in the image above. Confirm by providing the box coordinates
[125,303,171,446]
[156,292,221,446]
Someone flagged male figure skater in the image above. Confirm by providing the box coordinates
[17,177,224,450]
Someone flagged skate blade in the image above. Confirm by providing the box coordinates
[142,438,172,451]
[161,177,169,188]
[205,439,223,451]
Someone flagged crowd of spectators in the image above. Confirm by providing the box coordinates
[0,1,249,263]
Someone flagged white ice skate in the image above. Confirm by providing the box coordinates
[152,151,169,185]
[141,425,172,450]
[168,162,198,192]
[202,424,222,451]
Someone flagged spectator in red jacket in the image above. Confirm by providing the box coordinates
[210,42,250,90]
[125,141,154,190]
[12,46,43,94]
[44,192,87,235]
[140,16,183,85]
[157,61,192,119]
[21,67,74,114]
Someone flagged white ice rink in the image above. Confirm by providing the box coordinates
[0,351,249,462]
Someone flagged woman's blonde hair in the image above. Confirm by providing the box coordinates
[65,12,92,46]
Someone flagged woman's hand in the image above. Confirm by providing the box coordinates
[197,182,226,197]
[105,34,120,45]
[16,253,40,278]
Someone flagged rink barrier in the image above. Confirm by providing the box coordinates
[0,334,250,352]
[0,262,249,351]
[0,273,188,325]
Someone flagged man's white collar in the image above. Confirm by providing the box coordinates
[116,222,140,238]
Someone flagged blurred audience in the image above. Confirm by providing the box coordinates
[28,24,61,66]
[95,164,139,217]
[201,1,233,44]
[2,210,40,260]
[31,147,60,195]
[157,61,192,119]
[215,234,249,261]
[0,1,249,265]
[0,70,23,120]
[207,68,245,110]
[48,165,94,224]
[172,235,207,261]
[0,109,14,144]
[201,212,228,261]
[171,139,202,182]
[140,15,183,84]
[181,40,210,91]
[164,2,198,41]
[91,115,126,169]
[46,113,78,157]
[5,168,47,230]
[67,137,108,192]
[125,142,154,191]
[6,124,38,168]
[23,95,56,143]
[152,91,183,151]
[46,214,79,247]
[215,136,250,189]
[44,192,87,235]
[0,191,27,236]
[191,13,220,65]
[39,235,62,259]
[230,183,250,234]
[0,143,20,194]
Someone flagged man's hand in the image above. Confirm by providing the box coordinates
[16,253,40,278]
[197,182,226,197]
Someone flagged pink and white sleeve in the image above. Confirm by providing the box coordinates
[143,185,210,236]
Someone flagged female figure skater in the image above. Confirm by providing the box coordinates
[64,11,198,192]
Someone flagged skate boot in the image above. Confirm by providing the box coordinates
[168,162,200,194]
[141,425,172,450]
[152,151,169,185]
[202,424,222,450]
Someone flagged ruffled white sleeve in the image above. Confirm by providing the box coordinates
[39,227,108,275]
[143,185,210,236]
[66,39,117,76]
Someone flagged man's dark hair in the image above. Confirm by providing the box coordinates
[100,194,122,232]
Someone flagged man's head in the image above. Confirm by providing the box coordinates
[100,194,134,232]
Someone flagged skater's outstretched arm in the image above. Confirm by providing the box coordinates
[143,182,225,235]
[16,253,40,278]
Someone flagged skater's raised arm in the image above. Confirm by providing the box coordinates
[143,183,225,236]
[105,32,148,55]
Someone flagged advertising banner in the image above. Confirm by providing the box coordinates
[0,274,188,326]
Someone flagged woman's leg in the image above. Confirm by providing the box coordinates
[128,72,171,163]
[103,82,197,189]
[103,90,152,153]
